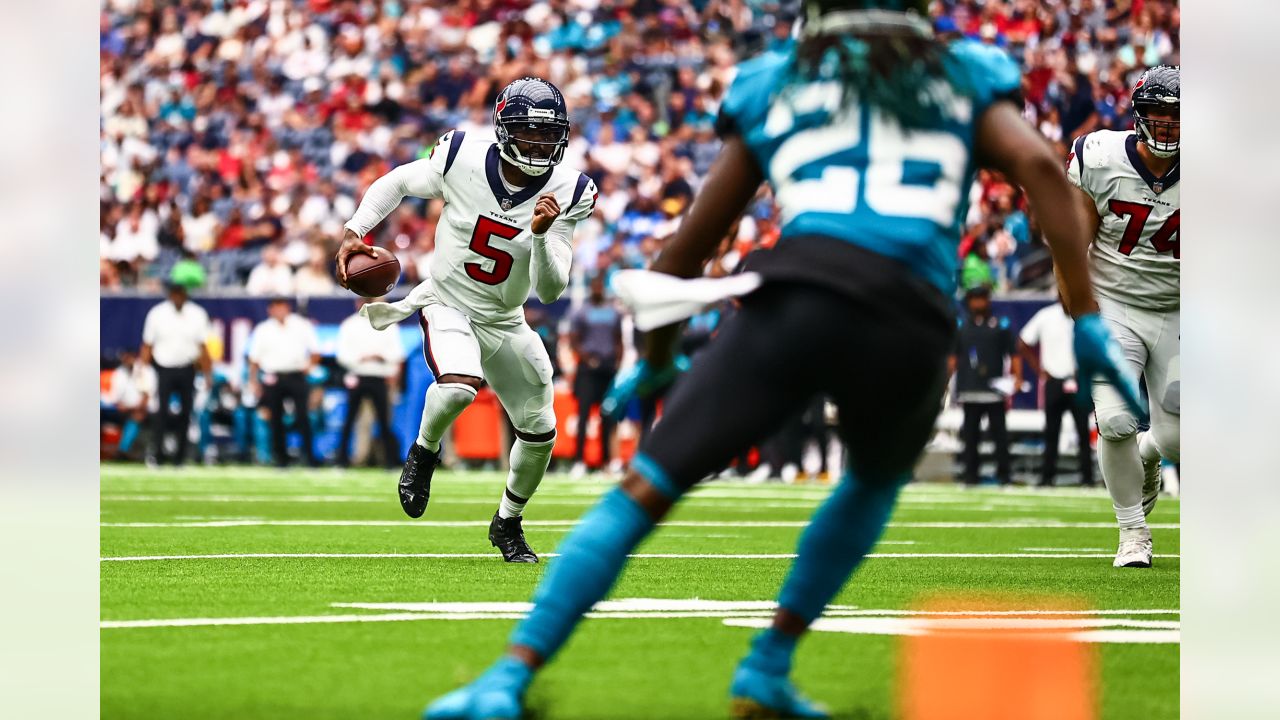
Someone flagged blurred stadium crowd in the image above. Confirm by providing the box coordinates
[100,0,1178,476]
[101,0,1179,296]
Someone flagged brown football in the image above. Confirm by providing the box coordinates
[344,247,401,298]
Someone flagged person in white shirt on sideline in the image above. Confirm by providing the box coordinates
[245,244,296,296]
[336,297,406,468]
[140,281,212,465]
[101,349,158,460]
[248,297,321,468]
[1018,293,1095,488]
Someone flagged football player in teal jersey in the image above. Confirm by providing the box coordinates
[425,2,1145,718]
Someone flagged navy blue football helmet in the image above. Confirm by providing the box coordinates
[1132,66,1179,158]
[493,77,570,176]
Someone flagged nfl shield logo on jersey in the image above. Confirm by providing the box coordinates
[1153,181,1164,193]
[500,198,514,211]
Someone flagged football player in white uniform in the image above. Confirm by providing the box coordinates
[1067,66,1179,568]
[336,77,597,563]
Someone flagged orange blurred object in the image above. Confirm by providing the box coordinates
[451,387,503,460]
[898,597,1097,720]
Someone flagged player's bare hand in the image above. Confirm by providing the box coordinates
[531,193,560,235]
[335,231,377,288]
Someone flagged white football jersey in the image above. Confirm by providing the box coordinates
[349,129,597,324]
[1067,130,1179,312]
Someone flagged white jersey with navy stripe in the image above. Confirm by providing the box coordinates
[346,129,597,324]
[1067,130,1179,312]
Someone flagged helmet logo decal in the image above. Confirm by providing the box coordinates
[496,97,507,113]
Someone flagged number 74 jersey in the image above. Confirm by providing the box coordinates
[1068,129,1180,312]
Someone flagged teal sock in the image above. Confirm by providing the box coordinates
[747,471,903,672]
[119,420,140,453]
[742,628,800,676]
[510,486,657,659]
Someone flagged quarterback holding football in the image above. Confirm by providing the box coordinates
[336,77,596,563]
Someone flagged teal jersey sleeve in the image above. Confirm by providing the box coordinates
[944,39,1022,115]
[715,47,792,141]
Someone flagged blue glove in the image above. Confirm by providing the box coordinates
[1073,313,1148,422]
[600,355,692,421]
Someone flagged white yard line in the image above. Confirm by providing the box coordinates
[722,617,1180,644]
[99,612,526,628]
[101,465,1129,496]
[99,551,1181,562]
[103,494,1066,512]
[101,519,1180,529]
[101,599,1180,635]
[329,600,1175,616]
[1022,547,1110,552]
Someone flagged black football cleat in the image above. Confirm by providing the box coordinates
[398,443,440,518]
[489,512,538,563]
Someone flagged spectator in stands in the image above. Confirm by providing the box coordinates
[951,286,1022,486]
[140,280,212,466]
[246,244,295,296]
[568,276,623,478]
[294,242,339,296]
[248,297,320,468]
[335,298,404,469]
[99,0,1176,297]
[109,200,160,271]
[1019,294,1095,488]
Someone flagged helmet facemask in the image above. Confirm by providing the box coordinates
[1134,101,1179,158]
[496,119,569,177]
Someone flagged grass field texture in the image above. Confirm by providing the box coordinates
[101,465,1179,719]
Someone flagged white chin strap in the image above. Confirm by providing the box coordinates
[500,146,552,176]
[1146,141,1178,159]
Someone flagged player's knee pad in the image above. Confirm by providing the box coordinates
[511,400,556,438]
[429,381,478,412]
[1096,411,1138,441]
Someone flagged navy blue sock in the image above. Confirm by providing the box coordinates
[747,471,905,670]
[510,485,658,659]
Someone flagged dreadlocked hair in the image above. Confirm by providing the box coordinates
[789,0,971,130]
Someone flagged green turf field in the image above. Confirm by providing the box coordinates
[101,464,1179,719]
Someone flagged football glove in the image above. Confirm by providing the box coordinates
[600,355,691,422]
[1073,312,1148,422]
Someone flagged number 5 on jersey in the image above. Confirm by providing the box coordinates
[466,216,521,285]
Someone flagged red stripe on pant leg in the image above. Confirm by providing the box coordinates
[417,313,440,378]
